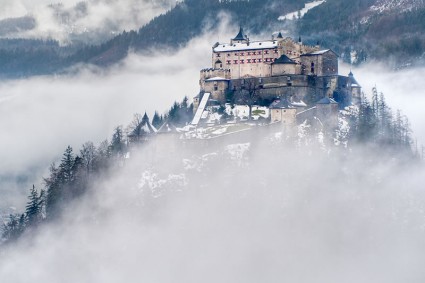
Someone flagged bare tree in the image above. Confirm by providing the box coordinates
[234,77,261,120]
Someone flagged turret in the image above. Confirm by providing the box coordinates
[231,27,248,44]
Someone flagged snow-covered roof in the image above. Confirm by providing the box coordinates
[316,97,338,104]
[157,121,178,134]
[270,98,307,109]
[213,40,278,52]
[269,99,295,109]
[205,77,229,81]
[291,100,307,107]
[301,49,339,57]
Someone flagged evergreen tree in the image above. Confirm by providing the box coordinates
[1,214,25,242]
[152,111,163,128]
[59,146,75,184]
[25,185,44,227]
[45,163,61,219]
[110,126,125,156]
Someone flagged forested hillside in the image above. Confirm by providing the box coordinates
[299,0,425,66]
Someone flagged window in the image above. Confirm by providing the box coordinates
[226,60,231,65]
[274,49,278,54]
[258,51,262,55]
[235,53,238,56]
[247,52,251,55]
[252,51,256,55]
[216,53,221,57]
[214,85,218,91]
[247,59,251,63]
[311,62,315,74]
[234,60,238,64]
[227,53,231,57]
[264,50,269,54]
[258,58,262,63]
[240,59,245,64]
[240,52,244,56]
[252,59,256,63]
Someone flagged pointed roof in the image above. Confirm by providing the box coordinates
[277,32,283,39]
[157,121,178,134]
[140,112,157,134]
[233,27,246,41]
[348,71,361,88]
[273,54,297,65]
[269,98,295,109]
[316,97,338,105]
[142,112,149,123]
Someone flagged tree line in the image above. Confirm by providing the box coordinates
[1,97,194,244]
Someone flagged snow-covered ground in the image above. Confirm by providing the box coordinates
[278,0,326,21]
[370,0,425,14]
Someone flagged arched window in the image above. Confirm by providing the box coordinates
[215,60,222,68]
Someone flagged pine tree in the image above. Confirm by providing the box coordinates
[25,185,43,227]
[1,214,25,242]
[152,111,162,128]
[110,126,125,156]
[59,146,75,184]
[45,163,61,219]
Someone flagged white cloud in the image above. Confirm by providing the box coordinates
[0,0,177,43]
[1,134,425,282]
[0,32,212,209]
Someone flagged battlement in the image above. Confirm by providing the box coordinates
[200,68,231,73]
[200,68,231,81]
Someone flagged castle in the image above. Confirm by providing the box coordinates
[193,28,362,127]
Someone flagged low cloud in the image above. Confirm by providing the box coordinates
[0,132,424,282]
[0,0,176,43]
[0,31,213,209]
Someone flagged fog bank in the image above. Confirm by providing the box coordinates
[1,132,424,283]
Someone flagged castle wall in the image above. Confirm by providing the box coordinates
[316,103,339,129]
[321,52,339,76]
[212,38,320,80]
[213,48,278,79]
[271,63,298,76]
[203,80,229,102]
[270,108,297,124]
[300,51,338,76]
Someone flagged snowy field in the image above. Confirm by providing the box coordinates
[278,0,326,21]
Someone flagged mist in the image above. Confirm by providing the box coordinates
[0,32,212,210]
[1,129,425,283]
[340,63,425,146]
[0,0,176,43]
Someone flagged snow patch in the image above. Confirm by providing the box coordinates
[279,0,326,21]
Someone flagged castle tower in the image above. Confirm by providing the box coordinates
[231,26,248,45]
[348,71,362,105]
